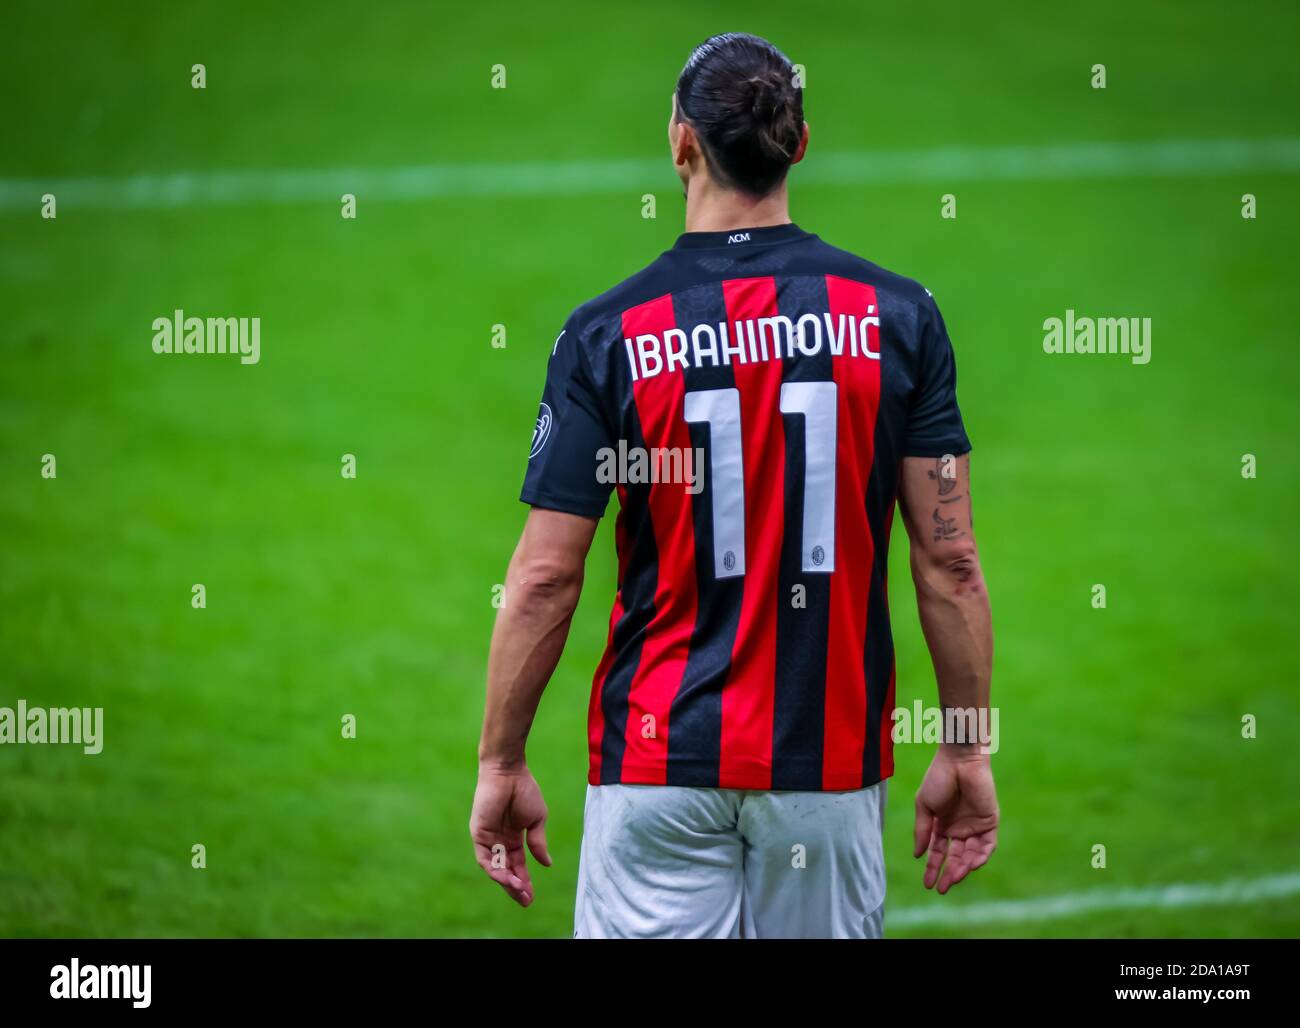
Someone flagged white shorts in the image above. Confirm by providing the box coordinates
[574,781,887,939]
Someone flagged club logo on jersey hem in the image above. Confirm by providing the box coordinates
[727,232,751,244]
[530,403,552,458]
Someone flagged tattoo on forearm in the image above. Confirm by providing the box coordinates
[928,457,957,496]
[932,507,965,542]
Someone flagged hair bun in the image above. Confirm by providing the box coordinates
[748,75,780,121]
[674,32,805,197]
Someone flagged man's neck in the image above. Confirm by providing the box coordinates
[683,177,792,234]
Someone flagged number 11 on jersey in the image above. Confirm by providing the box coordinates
[684,382,838,580]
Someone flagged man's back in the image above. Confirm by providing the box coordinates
[521,223,971,792]
[474,33,995,935]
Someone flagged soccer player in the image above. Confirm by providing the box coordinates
[470,32,997,938]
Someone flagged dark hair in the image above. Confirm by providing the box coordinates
[674,32,804,197]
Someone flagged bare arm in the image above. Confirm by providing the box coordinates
[898,453,998,894]
[899,454,992,714]
[470,507,599,907]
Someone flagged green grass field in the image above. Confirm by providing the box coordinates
[2,0,1298,938]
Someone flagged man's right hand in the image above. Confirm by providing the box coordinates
[913,747,999,894]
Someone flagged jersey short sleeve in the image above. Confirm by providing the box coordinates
[519,318,616,518]
[903,293,972,457]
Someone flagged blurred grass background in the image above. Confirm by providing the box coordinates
[1,0,1298,936]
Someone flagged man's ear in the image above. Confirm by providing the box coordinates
[674,119,698,167]
[792,122,810,165]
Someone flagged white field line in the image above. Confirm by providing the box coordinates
[3,137,1299,211]
[889,870,1300,929]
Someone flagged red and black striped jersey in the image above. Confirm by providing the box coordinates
[521,223,970,791]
